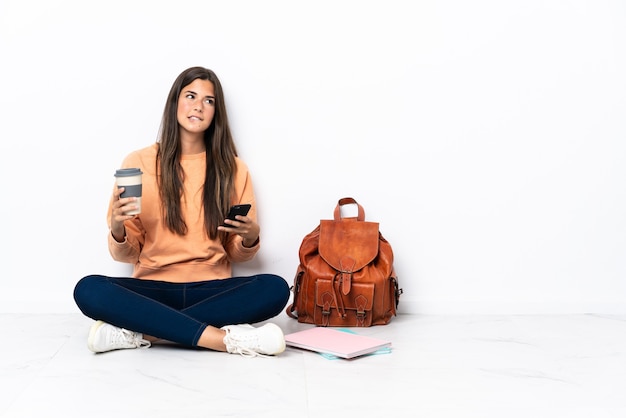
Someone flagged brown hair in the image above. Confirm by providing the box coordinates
[156,66,238,239]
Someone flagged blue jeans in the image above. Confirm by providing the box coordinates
[73,274,290,347]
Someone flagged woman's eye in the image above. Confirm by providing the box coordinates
[186,93,195,100]
[205,98,215,105]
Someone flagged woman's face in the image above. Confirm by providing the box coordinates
[177,78,216,135]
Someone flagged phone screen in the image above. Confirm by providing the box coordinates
[222,204,251,226]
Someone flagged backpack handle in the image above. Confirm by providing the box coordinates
[333,197,365,221]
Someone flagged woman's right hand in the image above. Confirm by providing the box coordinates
[110,186,137,242]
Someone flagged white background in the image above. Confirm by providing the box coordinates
[0,0,624,314]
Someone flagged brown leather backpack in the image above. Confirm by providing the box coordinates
[286,197,402,327]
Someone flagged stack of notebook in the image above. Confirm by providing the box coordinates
[284,327,392,359]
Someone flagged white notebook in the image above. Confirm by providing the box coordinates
[284,327,392,359]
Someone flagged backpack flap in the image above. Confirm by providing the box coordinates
[318,219,380,295]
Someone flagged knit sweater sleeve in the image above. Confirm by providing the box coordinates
[107,148,150,264]
[224,158,261,263]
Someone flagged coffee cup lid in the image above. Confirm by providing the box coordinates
[115,168,143,177]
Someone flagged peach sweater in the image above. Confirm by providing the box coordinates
[107,144,259,282]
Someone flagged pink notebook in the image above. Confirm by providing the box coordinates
[284,327,392,359]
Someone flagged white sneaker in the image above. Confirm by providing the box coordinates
[221,323,286,357]
[87,320,151,353]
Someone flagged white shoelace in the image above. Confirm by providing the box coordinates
[223,331,267,358]
[116,327,151,349]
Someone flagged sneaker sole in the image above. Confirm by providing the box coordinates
[87,320,106,353]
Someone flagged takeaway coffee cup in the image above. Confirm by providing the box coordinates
[114,168,143,215]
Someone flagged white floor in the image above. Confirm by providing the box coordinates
[1,312,625,418]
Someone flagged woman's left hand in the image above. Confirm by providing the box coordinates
[218,215,260,247]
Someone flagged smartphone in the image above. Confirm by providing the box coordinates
[222,204,251,226]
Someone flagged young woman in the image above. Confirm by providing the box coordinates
[74,67,290,357]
